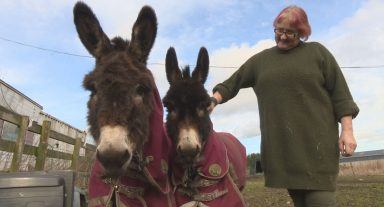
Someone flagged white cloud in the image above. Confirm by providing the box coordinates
[323,0,384,66]
[0,65,42,86]
[206,40,274,139]
[212,109,261,138]
[320,0,384,150]
[148,62,169,98]
[0,1,70,37]
[208,40,275,87]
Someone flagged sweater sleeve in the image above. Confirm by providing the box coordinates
[212,57,256,103]
[319,43,359,122]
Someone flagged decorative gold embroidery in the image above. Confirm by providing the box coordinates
[191,178,219,188]
[178,188,228,202]
[102,178,145,200]
[118,185,145,199]
[193,189,228,201]
[208,164,221,177]
[180,201,210,207]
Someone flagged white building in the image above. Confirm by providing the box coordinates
[0,79,86,171]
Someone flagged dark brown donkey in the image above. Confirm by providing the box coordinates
[74,2,175,207]
[163,47,247,207]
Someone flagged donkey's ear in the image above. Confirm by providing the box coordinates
[192,47,209,84]
[129,6,157,64]
[165,47,182,84]
[73,2,110,58]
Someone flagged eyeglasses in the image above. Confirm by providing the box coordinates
[274,28,298,38]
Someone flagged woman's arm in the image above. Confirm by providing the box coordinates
[338,115,357,156]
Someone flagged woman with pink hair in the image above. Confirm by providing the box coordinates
[209,5,359,207]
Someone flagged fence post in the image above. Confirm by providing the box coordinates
[71,137,82,171]
[35,120,51,170]
[10,116,29,172]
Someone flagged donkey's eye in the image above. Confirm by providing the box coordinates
[196,108,205,117]
[91,94,98,100]
[167,105,174,112]
[164,101,175,112]
[135,84,150,96]
[170,110,177,119]
[163,101,178,119]
[90,91,98,99]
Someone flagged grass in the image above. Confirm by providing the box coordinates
[242,175,384,207]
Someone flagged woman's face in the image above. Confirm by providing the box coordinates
[274,20,300,50]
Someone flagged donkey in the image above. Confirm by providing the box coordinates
[163,47,247,207]
[73,2,175,207]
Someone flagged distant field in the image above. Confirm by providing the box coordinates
[242,175,384,207]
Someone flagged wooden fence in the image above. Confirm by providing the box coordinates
[0,105,96,189]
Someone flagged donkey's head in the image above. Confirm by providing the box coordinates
[163,47,211,165]
[74,2,157,177]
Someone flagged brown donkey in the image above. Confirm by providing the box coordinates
[163,47,247,207]
[73,2,175,206]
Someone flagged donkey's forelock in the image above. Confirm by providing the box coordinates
[110,37,130,51]
[181,66,192,80]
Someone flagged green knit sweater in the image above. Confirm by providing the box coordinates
[213,41,359,190]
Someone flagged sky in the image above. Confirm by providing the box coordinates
[0,0,383,154]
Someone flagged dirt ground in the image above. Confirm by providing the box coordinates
[242,175,384,207]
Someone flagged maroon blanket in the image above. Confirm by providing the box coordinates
[172,131,247,207]
[88,88,176,207]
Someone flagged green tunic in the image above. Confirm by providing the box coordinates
[213,41,359,190]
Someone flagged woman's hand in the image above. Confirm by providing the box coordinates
[207,98,217,114]
[339,116,357,157]
[207,92,222,114]
[339,130,357,157]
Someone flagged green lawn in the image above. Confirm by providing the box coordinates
[242,175,384,207]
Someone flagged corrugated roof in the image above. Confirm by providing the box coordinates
[0,78,43,109]
[40,111,86,134]
[340,149,384,163]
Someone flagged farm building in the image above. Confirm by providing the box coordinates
[339,149,384,175]
[0,79,87,171]
[248,150,384,177]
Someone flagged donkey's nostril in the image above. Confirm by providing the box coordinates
[179,146,199,158]
[96,148,131,170]
[96,149,109,167]
[196,145,201,154]
[121,150,130,163]
[177,145,182,153]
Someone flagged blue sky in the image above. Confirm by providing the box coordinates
[0,0,383,154]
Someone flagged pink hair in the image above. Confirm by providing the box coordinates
[273,5,311,41]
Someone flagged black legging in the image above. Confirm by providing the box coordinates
[287,189,337,207]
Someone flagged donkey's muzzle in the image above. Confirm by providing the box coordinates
[177,144,201,160]
[96,125,133,173]
[96,149,131,171]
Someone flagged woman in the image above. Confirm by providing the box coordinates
[209,5,359,207]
